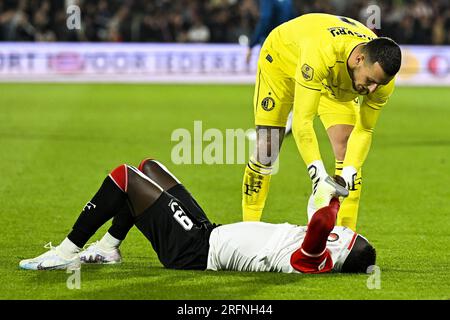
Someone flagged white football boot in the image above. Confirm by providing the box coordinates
[19,242,80,270]
[307,176,349,222]
[79,241,122,264]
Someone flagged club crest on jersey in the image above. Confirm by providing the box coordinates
[261,96,275,111]
[301,64,314,81]
[327,233,339,242]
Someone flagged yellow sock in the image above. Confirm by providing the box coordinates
[242,157,272,221]
[335,160,362,231]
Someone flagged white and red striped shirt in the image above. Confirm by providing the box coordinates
[206,222,357,273]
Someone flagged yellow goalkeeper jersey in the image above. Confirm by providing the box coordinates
[260,13,395,170]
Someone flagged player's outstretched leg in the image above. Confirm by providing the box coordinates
[291,198,340,274]
[81,158,214,264]
[242,126,284,221]
[20,164,131,270]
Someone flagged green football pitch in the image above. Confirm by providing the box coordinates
[0,84,448,300]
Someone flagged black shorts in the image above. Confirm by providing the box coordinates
[134,190,217,270]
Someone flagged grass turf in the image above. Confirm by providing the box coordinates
[0,84,448,299]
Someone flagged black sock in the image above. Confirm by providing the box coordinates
[68,176,127,248]
[107,203,135,241]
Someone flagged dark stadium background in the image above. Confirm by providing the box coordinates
[1,0,449,44]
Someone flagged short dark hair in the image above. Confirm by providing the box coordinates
[341,235,376,273]
[363,37,402,76]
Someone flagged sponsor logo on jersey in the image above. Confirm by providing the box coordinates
[261,96,275,111]
[301,64,314,81]
[327,232,340,242]
[328,27,374,40]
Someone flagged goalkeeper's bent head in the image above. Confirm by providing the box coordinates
[363,37,402,77]
[349,37,402,95]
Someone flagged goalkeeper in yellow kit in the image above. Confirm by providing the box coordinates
[242,13,402,230]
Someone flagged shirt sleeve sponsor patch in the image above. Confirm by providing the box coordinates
[301,63,314,81]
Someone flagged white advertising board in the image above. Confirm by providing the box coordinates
[0,43,448,85]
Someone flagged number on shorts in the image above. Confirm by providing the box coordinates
[169,200,194,230]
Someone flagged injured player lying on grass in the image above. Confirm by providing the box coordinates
[20,159,376,274]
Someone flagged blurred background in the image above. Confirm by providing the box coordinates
[0,0,449,84]
[0,0,449,44]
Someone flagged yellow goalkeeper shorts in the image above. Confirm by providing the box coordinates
[253,45,295,128]
[318,95,359,130]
